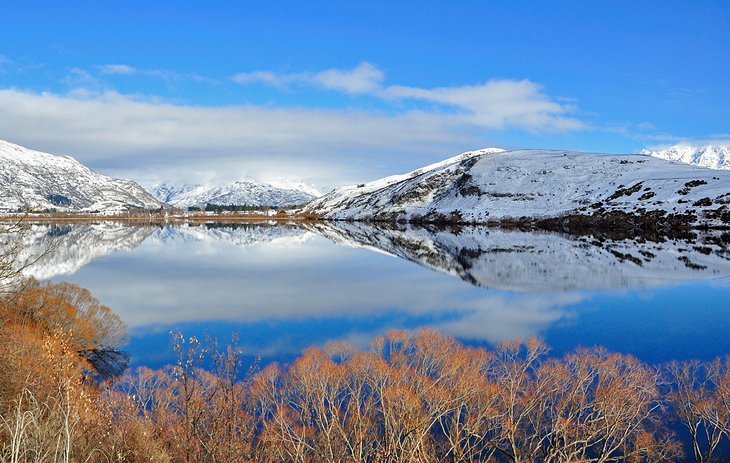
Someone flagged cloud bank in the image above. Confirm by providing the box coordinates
[0,89,475,188]
[0,62,586,189]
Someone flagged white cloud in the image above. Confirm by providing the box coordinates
[232,62,384,94]
[231,70,281,86]
[0,63,588,189]
[386,79,584,132]
[311,62,384,94]
[96,64,218,85]
[99,64,137,75]
[0,88,481,189]
[700,138,730,147]
[233,63,583,132]
[62,68,103,89]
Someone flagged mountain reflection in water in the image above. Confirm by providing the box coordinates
[12,221,730,367]
[307,221,730,291]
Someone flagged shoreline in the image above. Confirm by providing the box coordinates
[4,210,730,243]
[0,211,323,225]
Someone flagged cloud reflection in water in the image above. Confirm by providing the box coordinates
[17,221,730,366]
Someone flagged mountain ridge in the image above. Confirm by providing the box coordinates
[0,139,161,213]
[306,148,730,229]
[149,180,317,209]
[642,144,730,170]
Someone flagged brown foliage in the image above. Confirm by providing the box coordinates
[137,330,681,463]
[0,279,127,353]
[0,279,133,462]
[4,281,730,463]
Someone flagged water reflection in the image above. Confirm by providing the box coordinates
[19,222,156,278]
[11,221,730,367]
[306,221,730,291]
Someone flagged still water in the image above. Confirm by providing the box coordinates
[18,221,730,369]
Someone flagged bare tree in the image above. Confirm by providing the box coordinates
[665,360,724,463]
[705,358,730,441]
[0,216,34,297]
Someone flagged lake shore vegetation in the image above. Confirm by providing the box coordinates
[1,281,729,462]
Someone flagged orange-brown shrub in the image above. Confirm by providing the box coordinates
[3,278,730,463]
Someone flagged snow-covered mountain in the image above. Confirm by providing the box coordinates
[0,140,161,213]
[307,221,730,291]
[267,178,322,198]
[148,180,317,209]
[306,148,730,229]
[148,183,198,203]
[641,144,730,170]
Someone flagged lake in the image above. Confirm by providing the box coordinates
[17,220,730,370]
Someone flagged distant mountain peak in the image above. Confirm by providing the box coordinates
[0,139,161,213]
[641,144,730,170]
[266,177,323,197]
[148,182,199,203]
[147,179,318,208]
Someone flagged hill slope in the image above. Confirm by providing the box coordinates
[0,140,161,213]
[306,148,730,229]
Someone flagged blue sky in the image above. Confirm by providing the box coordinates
[0,1,728,189]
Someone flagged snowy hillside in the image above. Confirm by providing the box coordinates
[642,144,730,170]
[0,139,161,213]
[149,180,317,209]
[308,221,730,291]
[306,148,730,229]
